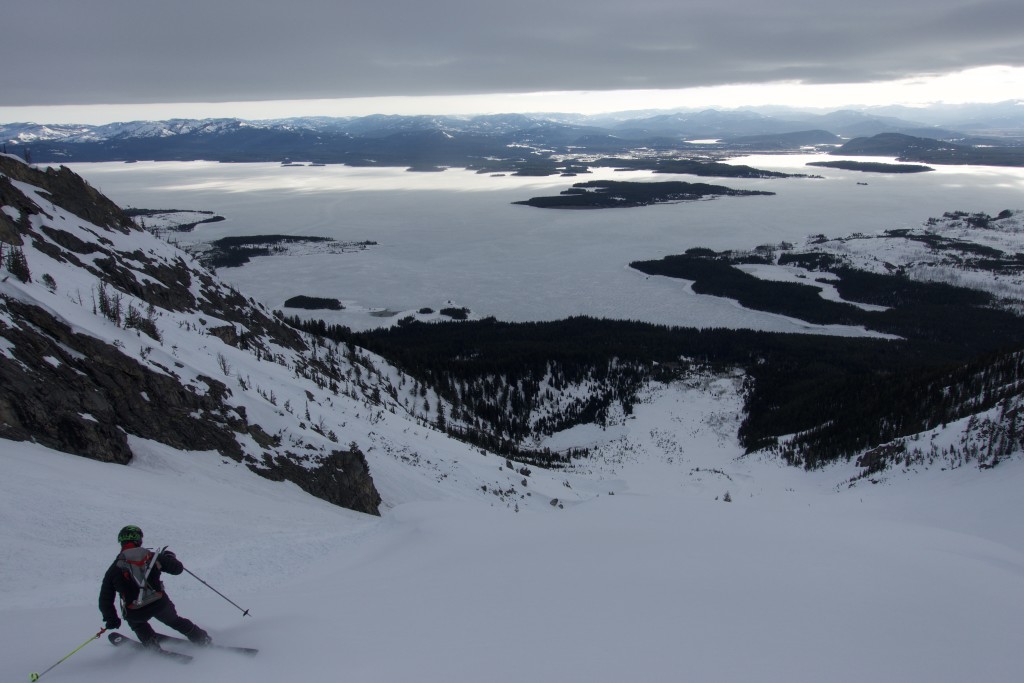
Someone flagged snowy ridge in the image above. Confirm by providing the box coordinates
[1,119,268,144]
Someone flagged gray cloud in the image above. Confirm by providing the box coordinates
[3,0,1022,106]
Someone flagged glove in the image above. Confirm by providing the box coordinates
[157,548,184,574]
[105,617,122,630]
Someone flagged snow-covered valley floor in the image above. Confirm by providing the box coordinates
[4,374,1023,682]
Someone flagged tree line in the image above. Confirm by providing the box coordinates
[283,245,1024,471]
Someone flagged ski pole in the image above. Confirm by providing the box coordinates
[183,567,251,616]
[29,627,106,681]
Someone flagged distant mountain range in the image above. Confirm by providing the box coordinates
[2,102,1022,171]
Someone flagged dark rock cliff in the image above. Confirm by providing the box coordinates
[0,296,242,464]
[0,155,381,515]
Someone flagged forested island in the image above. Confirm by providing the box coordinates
[196,234,376,268]
[807,160,934,173]
[513,180,773,209]
[122,208,226,232]
[284,295,344,310]
[583,158,808,178]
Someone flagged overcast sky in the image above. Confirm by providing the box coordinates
[3,0,1024,122]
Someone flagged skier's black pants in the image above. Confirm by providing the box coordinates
[125,596,204,644]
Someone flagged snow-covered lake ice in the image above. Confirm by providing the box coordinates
[70,156,1024,332]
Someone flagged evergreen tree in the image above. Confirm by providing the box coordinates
[3,245,31,283]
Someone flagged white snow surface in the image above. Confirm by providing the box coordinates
[3,380,1024,683]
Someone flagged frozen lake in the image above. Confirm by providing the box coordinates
[70,157,1024,332]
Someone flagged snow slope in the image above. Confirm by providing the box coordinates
[3,375,1024,683]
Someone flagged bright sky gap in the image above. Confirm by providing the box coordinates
[3,67,1023,126]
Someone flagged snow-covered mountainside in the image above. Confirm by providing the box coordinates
[3,363,1024,683]
[1,119,270,145]
[3,154,1024,681]
[0,153,586,516]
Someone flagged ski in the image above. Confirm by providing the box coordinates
[153,632,259,656]
[107,632,193,663]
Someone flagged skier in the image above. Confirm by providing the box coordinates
[99,525,212,648]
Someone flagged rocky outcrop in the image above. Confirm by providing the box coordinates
[251,446,382,516]
[0,154,382,516]
[0,156,135,233]
[195,272,305,351]
[0,295,381,515]
[0,176,29,246]
[0,297,242,463]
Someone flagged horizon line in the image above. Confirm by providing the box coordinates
[2,66,1023,126]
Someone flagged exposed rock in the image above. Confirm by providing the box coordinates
[250,446,382,516]
[0,157,136,233]
[208,325,241,347]
[0,155,382,516]
[39,225,101,254]
[0,298,241,462]
[0,176,28,246]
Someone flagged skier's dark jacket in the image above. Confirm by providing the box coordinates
[99,547,183,623]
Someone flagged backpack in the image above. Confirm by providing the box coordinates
[116,545,166,610]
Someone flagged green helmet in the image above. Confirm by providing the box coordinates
[117,525,143,545]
